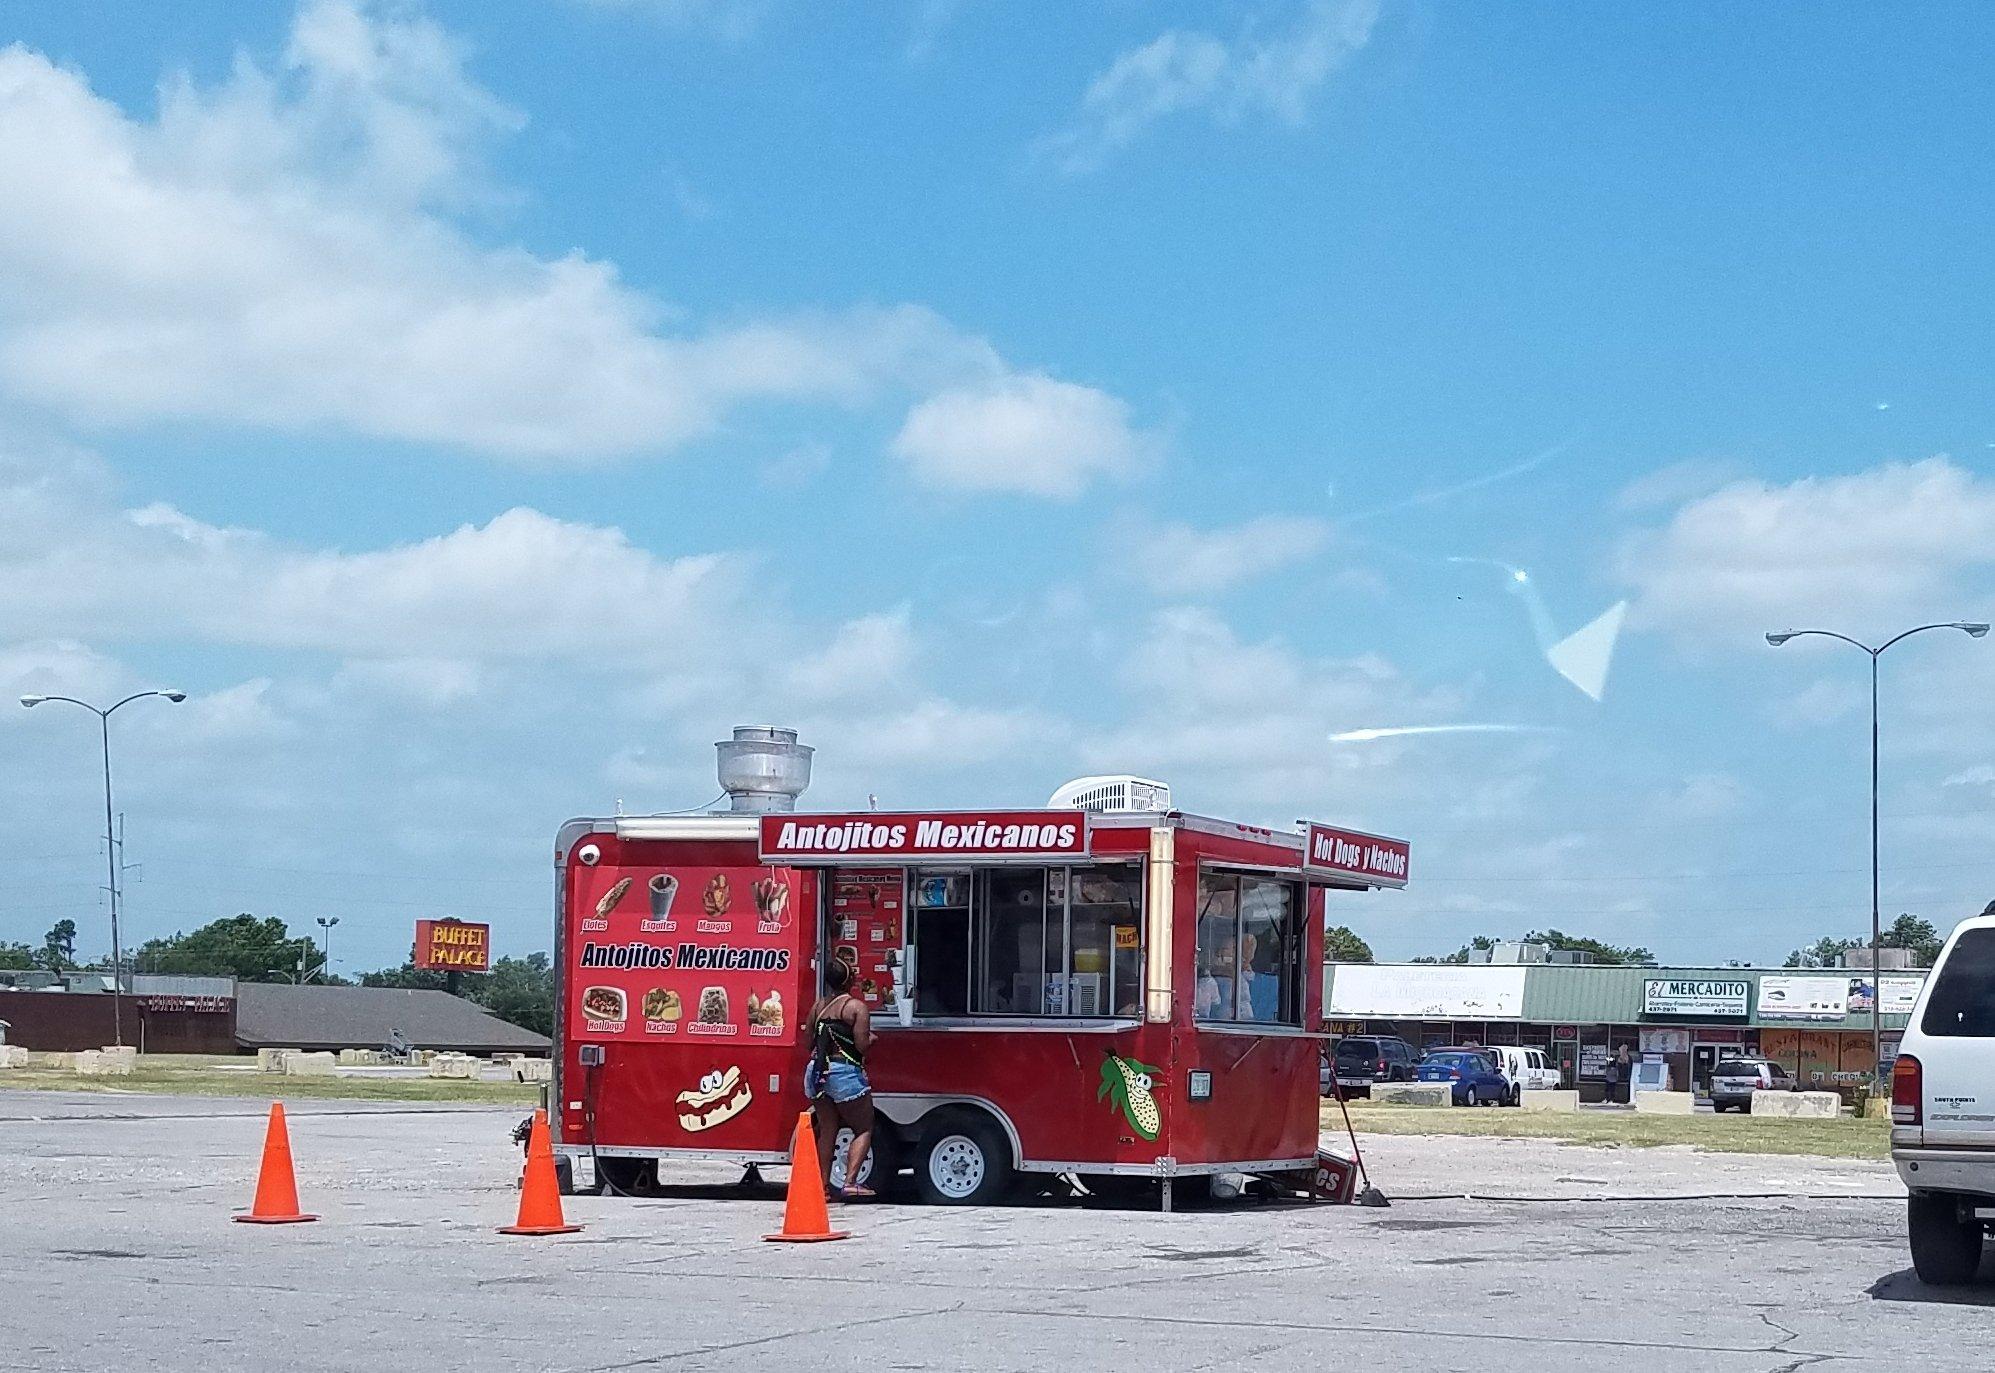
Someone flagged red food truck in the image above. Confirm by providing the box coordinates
[550,757,1409,1209]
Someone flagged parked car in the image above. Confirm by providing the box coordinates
[1414,1048,1511,1106]
[1486,1045,1559,1100]
[1709,1057,1797,1112]
[1892,911,1995,1286]
[1324,1035,1419,1097]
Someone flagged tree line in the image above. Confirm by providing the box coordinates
[0,914,553,1037]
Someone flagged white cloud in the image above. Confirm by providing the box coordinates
[1623,458,1995,644]
[891,373,1150,498]
[1078,606,1464,814]
[1615,458,1744,511]
[1120,515,1329,596]
[1040,0,1380,175]
[0,2,1135,488]
[0,451,749,664]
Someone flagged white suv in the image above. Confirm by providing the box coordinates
[1891,911,1995,1286]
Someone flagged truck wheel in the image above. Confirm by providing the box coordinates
[1909,1193,1985,1286]
[595,1157,656,1196]
[828,1124,899,1196]
[914,1114,1013,1205]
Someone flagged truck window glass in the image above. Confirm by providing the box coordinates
[910,868,972,1016]
[1195,870,1303,1026]
[975,868,1051,1014]
[1921,928,1995,1037]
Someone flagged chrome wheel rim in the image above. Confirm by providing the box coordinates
[929,1134,985,1199]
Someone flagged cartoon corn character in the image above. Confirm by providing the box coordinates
[1098,1053,1162,1141]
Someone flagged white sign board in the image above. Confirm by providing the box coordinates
[1326,964,1527,1020]
[1643,979,1750,1018]
[1639,1027,1689,1056]
[1881,976,1924,1015]
[1757,975,1848,1020]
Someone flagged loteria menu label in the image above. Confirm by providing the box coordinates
[760,811,1088,863]
[567,862,802,1044]
[1301,823,1410,888]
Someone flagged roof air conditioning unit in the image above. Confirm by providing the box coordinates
[1047,775,1173,814]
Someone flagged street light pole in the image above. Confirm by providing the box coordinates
[1765,622,1988,1085]
[316,916,339,982]
[19,690,187,1047]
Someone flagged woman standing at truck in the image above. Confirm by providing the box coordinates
[806,958,875,1199]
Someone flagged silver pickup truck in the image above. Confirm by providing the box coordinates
[1892,911,1995,1286]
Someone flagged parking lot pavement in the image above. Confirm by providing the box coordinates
[1,1091,1986,1373]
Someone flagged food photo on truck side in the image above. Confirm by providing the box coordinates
[542,736,1410,1211]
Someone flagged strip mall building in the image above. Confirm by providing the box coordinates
[1322,961,1924,1101]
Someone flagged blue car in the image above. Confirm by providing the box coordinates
[1414,1049,1512,1106]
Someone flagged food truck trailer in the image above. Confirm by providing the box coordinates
[550,733,1410,1209]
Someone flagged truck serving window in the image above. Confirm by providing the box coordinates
[1921,928,1995,1037]
[1193,870,1303,1026]
[907,863,1143,1020]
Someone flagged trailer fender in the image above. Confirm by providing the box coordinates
[872,1093,1022,1167]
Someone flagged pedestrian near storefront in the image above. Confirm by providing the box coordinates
[1613,1044,1633,1104]
[1602,1049,1622,1105]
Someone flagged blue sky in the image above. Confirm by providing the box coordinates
[2,1,1991,975]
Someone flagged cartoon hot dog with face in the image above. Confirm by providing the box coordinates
[676,1065,753,1133]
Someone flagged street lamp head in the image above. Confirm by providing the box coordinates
[1958,623,1990,639]
[162,690,188,703]
[19,694,46,707]
[1765,631,1798,646]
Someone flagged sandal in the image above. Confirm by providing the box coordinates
[841,1184,877,1200]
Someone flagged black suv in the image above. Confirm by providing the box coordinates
[1325,1035,1419,1097]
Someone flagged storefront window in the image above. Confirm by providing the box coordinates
[1193,870,1302,1026]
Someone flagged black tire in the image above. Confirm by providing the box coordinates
[1464,1086,1480,1107]
[914,1113,1014,1205]
[1909,1193,1985,1286]
[1507,1086,1522,1107]
[594,1157,657,1196]
[828,1122,901,1196]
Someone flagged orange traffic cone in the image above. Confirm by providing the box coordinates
[234,1102,318,1225]
[764,1110,850,1243]
[501,1109,581,1236]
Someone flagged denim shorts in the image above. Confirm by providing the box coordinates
[805,1060,871,1103]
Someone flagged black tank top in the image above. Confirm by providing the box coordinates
[812,995,864,1069]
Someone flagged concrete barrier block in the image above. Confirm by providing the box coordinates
[0,1045,29,1068]
[99,1045,138,1064]
[514,1059,552,1084]
[427,1053,476,1080]
[1634,1090,1694,1115]
[257,1048,299,1073]
[337,1048,386,1066]
[1519,1089,1580,1113]
[1370,1082,1453,1108]
[1752,1089,1840,1118]
[1863,1096,1891,1121]
[284,1051,338,1077]
[74,1050,133,1077]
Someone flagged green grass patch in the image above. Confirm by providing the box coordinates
[0,1055,538,1106]
[1323,1100,1890,1161]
